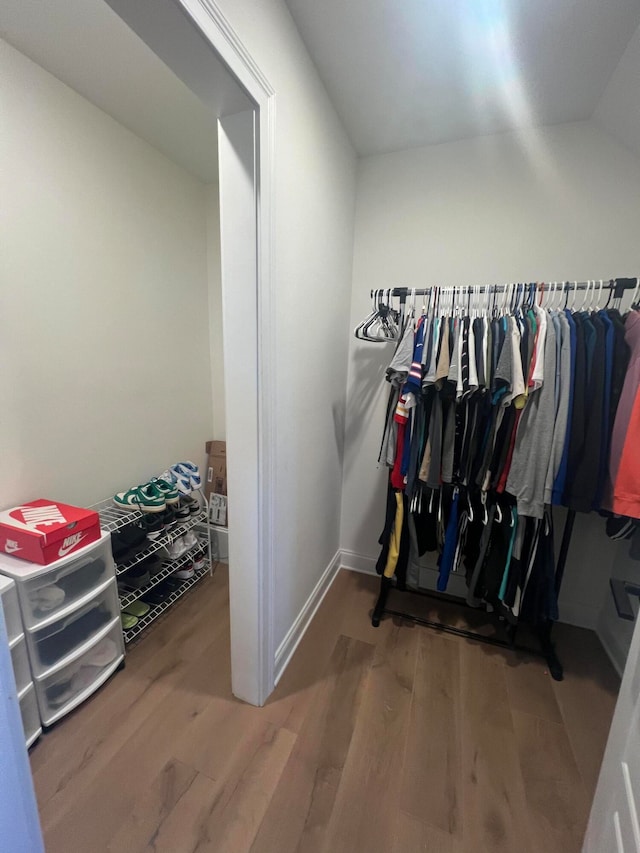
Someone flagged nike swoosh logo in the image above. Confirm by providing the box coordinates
[58,535,85,557]
[4,542,20,553]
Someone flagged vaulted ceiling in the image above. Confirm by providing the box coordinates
[285,0,640,156]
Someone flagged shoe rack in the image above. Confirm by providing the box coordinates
[93,493,213,644]
[0,575,41,748]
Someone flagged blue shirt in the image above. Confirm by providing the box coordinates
[552,309,576,504]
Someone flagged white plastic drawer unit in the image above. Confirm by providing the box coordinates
[0,576,22,642]
[34,620,123,725]
[0,533,115,631]
[26,577,119,678]
[19,684,42,749]
[10,635,31,695]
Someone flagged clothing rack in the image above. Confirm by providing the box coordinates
[369,277,638,681]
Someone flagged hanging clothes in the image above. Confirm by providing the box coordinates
[368,280,637,628]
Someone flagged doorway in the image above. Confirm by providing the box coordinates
[0,0,275,710]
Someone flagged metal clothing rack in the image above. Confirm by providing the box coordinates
[369,278,638,682]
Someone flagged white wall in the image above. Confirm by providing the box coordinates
[213,0,357,652]
[205,183,226,441]
[594,23,640,160]
[0,39,216,508]
[341,120,640,629]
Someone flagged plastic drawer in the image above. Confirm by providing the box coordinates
[16,535,115,631]
[34,620,123,726]
[26,578,119,678]
[0,579,23,643]
[19,684,41,749]
[10,635,31,695]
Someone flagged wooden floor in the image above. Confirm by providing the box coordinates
[30,566,620,853]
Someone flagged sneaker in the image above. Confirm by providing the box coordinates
[163,577,185,590]
[149,478,180,506]
[175,501,191,522]
[159,506,177,530]
[173,562,194,580]
[180,495,201,515]
[166,538,187,561]
[113,484,166,514]
[138,554,164,577]
[193,552,207,571]
[119,564,151,590]
[183,531,198,550]
[110,522,148,561]
[140,515,163,540]
[173,462,202,490]
[159,468,192,496]
[141,585,171,606]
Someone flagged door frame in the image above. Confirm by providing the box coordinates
[176,0,276,705]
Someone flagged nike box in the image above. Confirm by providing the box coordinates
[0,500,101,565]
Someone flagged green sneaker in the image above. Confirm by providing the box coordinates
[149,478,180,506]
[113,483,166,513]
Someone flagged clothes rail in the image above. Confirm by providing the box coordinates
[369,277,639,681]
[370,279,637,298]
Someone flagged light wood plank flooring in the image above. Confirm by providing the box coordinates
[30,566,620,853]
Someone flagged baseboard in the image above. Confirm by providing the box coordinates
[339,550,378,575]
[273,549,342,685]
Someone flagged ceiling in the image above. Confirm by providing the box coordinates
[0,0,253,182]
[285,0,640,156]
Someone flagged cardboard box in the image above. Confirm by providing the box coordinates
[209,494,228,527]
[205,440,227,499]
[0,499,101,565]
[204,441,229,526]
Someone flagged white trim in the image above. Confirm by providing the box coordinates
[175,0,276,705]
[274,550,342,685]
[339,550,378,576]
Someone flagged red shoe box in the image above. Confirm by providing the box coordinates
[0,500,101,565]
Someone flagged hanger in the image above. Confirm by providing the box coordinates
[356,289,400,342]
[578,279,591,313]
[631,277,640,310]
[544,281,555,311]
[480,490,489,526]
[604,279,615,309]
[568,280,579,311]
[592,279,603,312]
[354,289,377,339]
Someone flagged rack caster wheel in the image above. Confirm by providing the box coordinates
[371,614,381,628]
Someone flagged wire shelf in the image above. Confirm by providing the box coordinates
[118,533,209,609]
[91,498,143,532]
[114,511,207,574]
[121,564,212,644]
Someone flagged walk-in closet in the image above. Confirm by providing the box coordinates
[3,0,640,851]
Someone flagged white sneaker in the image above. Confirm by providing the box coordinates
[159,468,192,496]
[183,531,198,550]
[193,553,207,571]
[166,538,187,561]
[173,462,201,490]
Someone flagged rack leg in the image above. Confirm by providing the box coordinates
[538,621,564,681]
[555,508,576,595]
[372,575,393,627]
